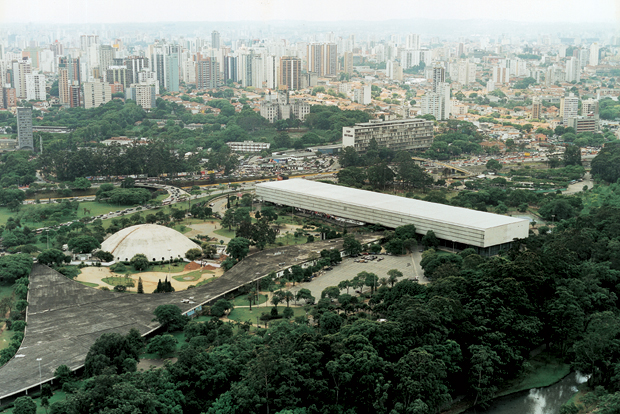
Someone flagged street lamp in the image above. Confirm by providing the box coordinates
[36,358,42,393]
[168,248,172,278]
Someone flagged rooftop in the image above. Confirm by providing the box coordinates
[257,179,527,231]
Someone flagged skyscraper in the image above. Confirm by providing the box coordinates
[432,66,445,93]
[80,35,99,51]
[566,57,580,83]
[58,57,81,107]
[279,56,301,90]
[589,43,600,66]
[531,97,542,120]
[125,56,149,86]
[165,54,179,92]
[99,45,115,74]
[12,58,32,99]
[560,93,579,123]
[405,34,420,50]
[25,72,46,101]
[307,43,337,77]
[196,57,220,89]
[16,107,33,150]
[212,31,221,49]
[343,52,353,76]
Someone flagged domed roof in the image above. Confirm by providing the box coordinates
[101,224,199,262]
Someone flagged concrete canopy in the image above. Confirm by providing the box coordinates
[101,224,199,262]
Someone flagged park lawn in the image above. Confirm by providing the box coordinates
[0,387,74,414]
[149,262,189,274]
[213,227,236,239]
[0,282,13,301]
[172,269,214,283]
[227,305,307,324]
[230,293,269,307]
[0,326,16,352]
[498,350,571,396]
[102,276,136,287]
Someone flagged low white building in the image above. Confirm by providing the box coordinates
[256,179,529,255]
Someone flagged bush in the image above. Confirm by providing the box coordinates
[110,263,127,272]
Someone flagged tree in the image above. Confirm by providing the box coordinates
[271,290,286,308]
[153,304,187,332]
[37,249,68,267]
[226,237,251,261]
[53,364,72,385]
[0,254,32,283]
[282,306,294,319]
[67,235,100,254]
[486,159,502,172]
[421,230,440,249]
[185,248,203,261]
[94,250,114,262]
[13,396,36,414]
[387,269,403,287]
[137,277,144,294]
[210,299,233,317]
[130,253,149,271]
[321,286,340,299]
[295,288,315,304]
[342,234,362,256]
[72,177,92,190]
[146,334,177,358]
[564,144,582,166]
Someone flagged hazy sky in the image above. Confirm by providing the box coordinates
[1,0,619,24]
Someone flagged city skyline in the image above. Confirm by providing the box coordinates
[1,0,619,24]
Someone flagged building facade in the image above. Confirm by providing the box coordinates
[342,118,434,153]
[279,56,301,90]
[16,107,33,150]
[83,80,112,109]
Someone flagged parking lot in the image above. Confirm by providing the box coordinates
[289,252,424,300]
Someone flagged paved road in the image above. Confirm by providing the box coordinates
[290,251,425,300]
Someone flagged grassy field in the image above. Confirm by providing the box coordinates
[227,305,307,324]
[172,269,214,282]
[0,327,16,352]
[0,388,73,414]
[150,262,188,273]
[230,293,269,307]
[102,276,135,287]
[140,331,188,359]
[213,227,236,239]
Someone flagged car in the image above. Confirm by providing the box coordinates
[419,249,424,253]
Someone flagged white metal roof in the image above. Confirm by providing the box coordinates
[257,179,527,231]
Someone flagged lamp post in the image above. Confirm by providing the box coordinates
[36,358,42,393]
[167,248,172,278]
[552,214,555,225]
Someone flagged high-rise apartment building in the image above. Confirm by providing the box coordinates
[531,97,542,120]
[343,51,353,76]
[457,60,476,85]
[80,35,99,51]
[405,34,420,50]
[25,72,46,101]
[58,57,81,107]
[165,54,179,92]
[16,107,33,150]
[224,56,238,83]
[582,98,599,116]
[2,87,17,109]
[307,43,338,77]
[566,57,581,83]
[106,66,129,89]
[432,66,445,92]
[560,93,579,123]
[99,45,115,74]
[83,80,112,109]
[125,56,149,85]
[589,43,600,66]
[212,31,221,49]
[279,56,301,90]
[125,84,156,109]
[196,57,220,89]
[492,66,508,84]
[12,58,32,99]
[421,82,451,120]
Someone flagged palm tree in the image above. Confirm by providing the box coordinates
[283,291,294,307]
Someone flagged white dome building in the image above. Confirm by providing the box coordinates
[101,224,199,262]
